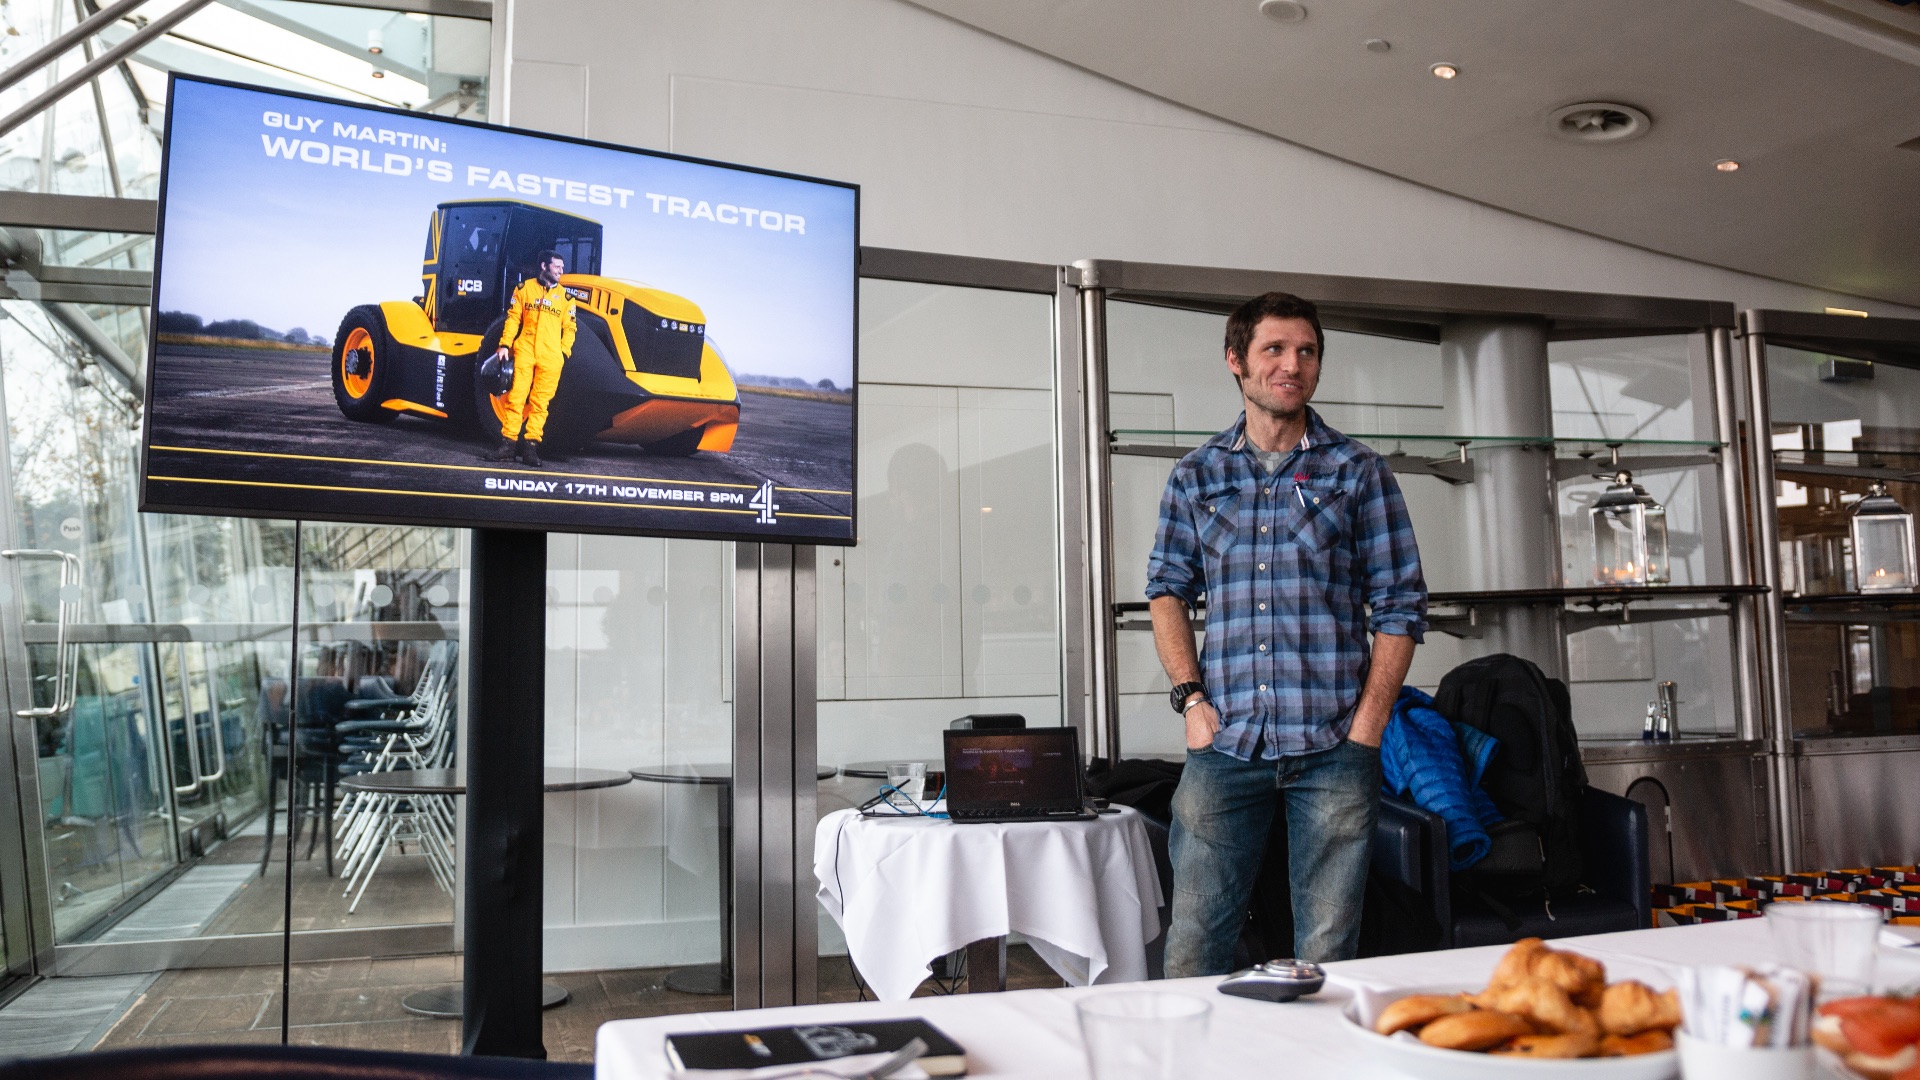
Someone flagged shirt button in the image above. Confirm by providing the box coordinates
[1257,563,1267,571]
[1264,488,1272,495]
[1258,684,1268,692]
[1258,643,1268,652]
[1258,603,1267,611]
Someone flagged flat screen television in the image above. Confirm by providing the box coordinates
[141,76,859,544]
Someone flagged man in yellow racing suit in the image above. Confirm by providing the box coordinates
[487,249,575,468]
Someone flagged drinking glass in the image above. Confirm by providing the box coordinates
[1767,901,1883,999]
[1076,992,1211,1080]
[886,761,926,802]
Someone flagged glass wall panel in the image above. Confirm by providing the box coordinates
[1548,336,1735,739]
[0,0,490,202]
[540,534,736,1060]
[815,278,1061,1001]
[1767,345,1920,736]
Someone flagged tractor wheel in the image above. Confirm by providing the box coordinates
[470,315,510,443]
[331,307,397,423]
[648,428,705,457]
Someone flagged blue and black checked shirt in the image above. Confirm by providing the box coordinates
[1146,408,1428,761]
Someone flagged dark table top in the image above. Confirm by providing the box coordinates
[630,764,838,786]
[839,759,941,780]
[339,768,635,795]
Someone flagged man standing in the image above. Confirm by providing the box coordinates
[487,249,575,468]
[1147,291,1427,972]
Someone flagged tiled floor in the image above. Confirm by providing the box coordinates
[88,946,1067,1063]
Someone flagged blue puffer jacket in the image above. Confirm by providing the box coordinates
[1380,686,1503,870]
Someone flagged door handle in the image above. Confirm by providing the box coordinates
[3,549,80,718]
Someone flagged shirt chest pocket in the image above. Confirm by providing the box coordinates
[1288,484,1351,553]
[1195,489,1243,559]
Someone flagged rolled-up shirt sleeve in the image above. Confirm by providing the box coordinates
[1355,457,1428,642]
[1145,470,1204,606]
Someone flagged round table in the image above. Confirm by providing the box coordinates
[339,767,634,1019]
[628,763,836,995]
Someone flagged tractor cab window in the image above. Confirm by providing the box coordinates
[436,206,511,334]
[502,210,603,294]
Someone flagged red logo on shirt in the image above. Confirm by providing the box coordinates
[1293,473,1308,483]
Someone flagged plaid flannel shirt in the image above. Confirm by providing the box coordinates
[1146,408,1428,761]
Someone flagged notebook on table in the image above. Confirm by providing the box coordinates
[942,726,1094,823]
[665,1017,967,1076]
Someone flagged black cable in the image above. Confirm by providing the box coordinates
[278,521,303,1044]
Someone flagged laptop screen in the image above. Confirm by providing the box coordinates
[944,729,1081,809]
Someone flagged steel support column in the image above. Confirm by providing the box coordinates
[1742,329,1799,871]
[1077,276,1120,763]
[1054,269,1090,748]
[1710,327,1766,745]
[732,543,817,1009]
[1440,317,1566,680]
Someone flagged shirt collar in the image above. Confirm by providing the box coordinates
[1219,406,1345,455]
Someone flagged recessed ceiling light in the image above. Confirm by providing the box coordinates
[1430,63,1459,80]
[371,70,385,79]
[1825,307,1870,318]
[1259,0,1307,23]
[1365,38,1391,53]
[1714,159,1740,172]
[368,45,383,54]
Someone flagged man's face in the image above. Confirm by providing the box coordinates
[538,256,565,286]
[1228,315,1321,419]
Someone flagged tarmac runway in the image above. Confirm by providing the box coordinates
[142,344,856,541]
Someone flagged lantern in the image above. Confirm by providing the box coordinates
[1849,482,1916,593]
[1591,471,1670,586]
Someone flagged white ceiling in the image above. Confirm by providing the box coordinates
[905,0,1920,307]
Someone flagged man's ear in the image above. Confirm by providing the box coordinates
[1225,349,1246,378]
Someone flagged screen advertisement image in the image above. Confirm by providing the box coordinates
[141,77,858,543]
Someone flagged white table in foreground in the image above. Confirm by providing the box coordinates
[814,805,1163,1001]
[596,918,1920,1080]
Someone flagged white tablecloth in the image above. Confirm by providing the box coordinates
[597,917,1920,1080]
[812,805,1164,1001]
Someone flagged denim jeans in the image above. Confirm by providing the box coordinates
[1164,737,1380,975]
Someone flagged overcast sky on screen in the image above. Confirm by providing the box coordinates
[157,79,857,385]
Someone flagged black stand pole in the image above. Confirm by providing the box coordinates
[462,528,547,1058]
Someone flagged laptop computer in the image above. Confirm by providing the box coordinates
[942,727,1095,823]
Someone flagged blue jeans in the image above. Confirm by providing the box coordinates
[1165,738,1380,975]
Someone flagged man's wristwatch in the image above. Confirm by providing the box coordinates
[1170,681,1208,715]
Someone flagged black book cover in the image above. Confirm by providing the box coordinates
[665,1018,966,1076]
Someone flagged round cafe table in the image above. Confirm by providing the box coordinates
[629,763,837,995]
[338,767,633,1019]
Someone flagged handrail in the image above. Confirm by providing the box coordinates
[0,0,149,98]
[0,0,215,142]
[3,549,80,717]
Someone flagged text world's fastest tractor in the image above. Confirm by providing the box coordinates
[330,199,740,455]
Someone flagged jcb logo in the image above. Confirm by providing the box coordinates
[456,278,484,295]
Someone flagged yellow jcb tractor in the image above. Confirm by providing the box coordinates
[329,198,740,455]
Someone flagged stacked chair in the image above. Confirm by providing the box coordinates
[332,642,459,912]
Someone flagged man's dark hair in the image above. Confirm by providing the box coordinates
[536,249,563,270]
[1224,291,1324,362]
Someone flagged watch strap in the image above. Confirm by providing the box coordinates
[1170,680,1207,714]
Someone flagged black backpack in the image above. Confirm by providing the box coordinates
[1432,653,1587,901]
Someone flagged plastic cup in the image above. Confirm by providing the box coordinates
[1076,992,1211,1080]
[1676,1031,1811,1080]
[1766,900,1883,1000]
[886,761,926,802]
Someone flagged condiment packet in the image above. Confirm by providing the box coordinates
[1680,964,1814,1047]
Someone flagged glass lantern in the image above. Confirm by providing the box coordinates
[1591,471,1671,586]
[1849,482,1916,593]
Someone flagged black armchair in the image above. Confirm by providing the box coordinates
[1373,786,1651,949]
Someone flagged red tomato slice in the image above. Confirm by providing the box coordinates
[1842,1001,1920,1058]
[1824,996,1897,1019]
